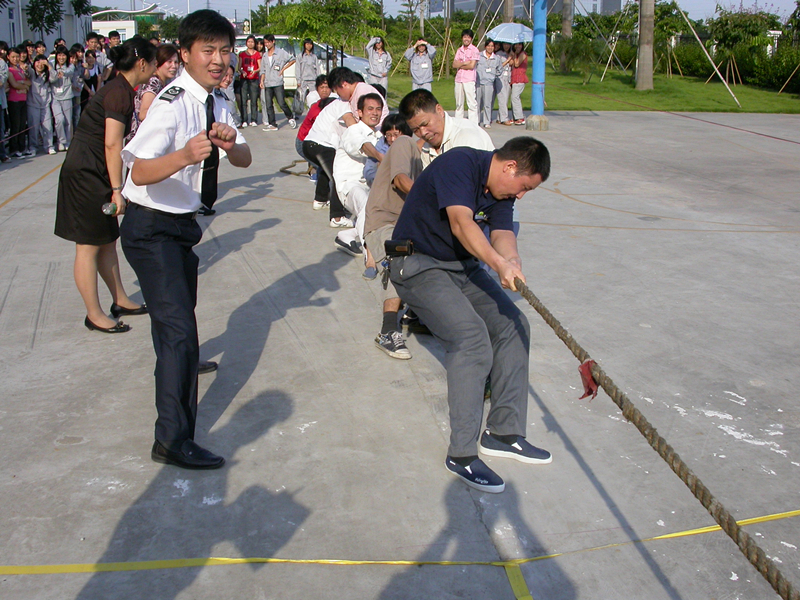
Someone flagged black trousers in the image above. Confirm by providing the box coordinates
[302,140,347,219]
[120,204,202,450]
[7,101,27,154]
[263,85,293,126]
[240,78,259,124]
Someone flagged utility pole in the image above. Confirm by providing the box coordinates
[420,0,425,38]
[504,0,514,22]
[636,0,654,90]
[529,0,548,130]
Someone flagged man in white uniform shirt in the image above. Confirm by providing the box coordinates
[332,93,384,256]
[120,10,251,470]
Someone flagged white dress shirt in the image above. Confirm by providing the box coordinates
[122,70,245,214]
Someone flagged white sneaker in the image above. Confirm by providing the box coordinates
[262,124,278,131]
[48,148,57,155]
[330,216,354,228]
[250,122,258,127]
[289,118,297,129]
[312,200,329,211]
[240,122,248,128]
[24,148,36,157]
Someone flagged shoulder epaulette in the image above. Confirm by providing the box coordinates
[160,86,184,102]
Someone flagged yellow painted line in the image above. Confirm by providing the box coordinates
[1,508,797,577]
[0,163,61,210]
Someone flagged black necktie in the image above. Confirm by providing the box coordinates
[201,94,220,209]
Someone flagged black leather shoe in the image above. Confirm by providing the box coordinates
[110,303,148,318]
[198,206,216,216]
[151,439,225,470]
[198,360,218,375]
[85,316,131,333]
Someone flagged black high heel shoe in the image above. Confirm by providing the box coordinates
[85,316,131,333]
[110,303,148,318]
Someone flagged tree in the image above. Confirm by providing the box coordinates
[636,0,655,90]
[27,0,64,39]
[159,15,182,42]
[72,0,93,17]
[136,18,154,38]
[560,0,573,72]
[253,0,381,52]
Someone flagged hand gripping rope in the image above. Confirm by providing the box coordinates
[513,277,799,600]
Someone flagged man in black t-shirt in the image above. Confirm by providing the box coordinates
[390,137,552,494]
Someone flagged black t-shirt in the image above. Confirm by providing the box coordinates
[393,147,514,262]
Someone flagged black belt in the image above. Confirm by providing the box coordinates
[133,203,197,220]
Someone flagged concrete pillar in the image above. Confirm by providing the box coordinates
[528,0,549,130]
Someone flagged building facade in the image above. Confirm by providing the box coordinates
[0,0,92,47]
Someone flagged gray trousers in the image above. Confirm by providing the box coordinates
[511,82,525,120]
[390,254,530,456]
[27,105,53,152]
[412,81,432,91]
[478,83,495,126]
[496,78,510,122]
[52,99,73,148]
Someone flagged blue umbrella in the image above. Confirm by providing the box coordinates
[485,22,534,44]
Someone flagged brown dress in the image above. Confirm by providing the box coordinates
[54,75,134,245]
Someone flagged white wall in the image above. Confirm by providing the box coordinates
[0,0,92,48]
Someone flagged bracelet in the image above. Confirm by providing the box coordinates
[111,185,123,191]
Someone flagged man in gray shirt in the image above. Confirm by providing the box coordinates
[260,33,296,130]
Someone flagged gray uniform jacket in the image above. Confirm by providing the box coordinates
[495,50,512,82]
[28,71,52,109]
[476,52,503,86]
[260,48,294,87]
[295,52,318,83]
[403,45,436,85]
[366,37,392,78]
[50,63,75,101]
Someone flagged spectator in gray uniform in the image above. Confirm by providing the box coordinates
[403,39,435,91]
[28,55,55,154]
[50,45,75,150]
[260,33,296,130]
[495,41,512,125]
[476,40,503,129]
[69,48,84,128]
[366,36,392,90]
[295,38,318,111]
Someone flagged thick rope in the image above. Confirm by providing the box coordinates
[514,278,799,600]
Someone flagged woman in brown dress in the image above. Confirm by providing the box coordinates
[54,37,157,333]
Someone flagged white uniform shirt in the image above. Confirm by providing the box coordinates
[303,99,350,149]
[420,112,494,168]
[122,70,245,214]
[333,121,382,200]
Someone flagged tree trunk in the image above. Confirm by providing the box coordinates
[504,0,514,23]
[636,0,654,90]
[560,0,572,73]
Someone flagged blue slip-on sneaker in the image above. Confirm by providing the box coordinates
[478,430,552,465]
[445,456,504,493]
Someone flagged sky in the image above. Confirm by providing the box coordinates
[108,0,798,25]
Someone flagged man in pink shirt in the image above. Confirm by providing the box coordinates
[328,66,389,128]
[452,28,479,123]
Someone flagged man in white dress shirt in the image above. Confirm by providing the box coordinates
[120,10,251,470]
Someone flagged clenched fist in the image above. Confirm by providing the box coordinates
[182,130,213,165]
[209,122,238,152]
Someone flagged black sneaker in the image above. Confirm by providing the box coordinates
[478,430,552,464]
[445,457,505,493]
[374,330,411,359]
[334,237,363,256]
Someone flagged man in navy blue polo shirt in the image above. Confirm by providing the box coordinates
[389,136,552,493]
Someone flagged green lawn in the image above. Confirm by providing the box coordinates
[386,70,800,114]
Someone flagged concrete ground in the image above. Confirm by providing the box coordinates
[1,110,799,600]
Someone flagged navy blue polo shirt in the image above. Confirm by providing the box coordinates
[393,147,514,262]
